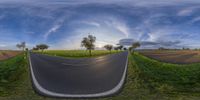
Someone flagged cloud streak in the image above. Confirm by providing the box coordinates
[44,24,61,40]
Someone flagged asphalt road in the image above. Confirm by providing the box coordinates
[29,51,128,98]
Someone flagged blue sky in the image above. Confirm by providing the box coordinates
[1,0,200,49]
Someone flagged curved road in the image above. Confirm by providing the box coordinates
[29,51,128,98]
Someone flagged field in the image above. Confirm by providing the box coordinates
[0,51,22,61]
[139,50,200,64]
[0,53,26,96]
[35,50,121,58]
[0,50,200,100]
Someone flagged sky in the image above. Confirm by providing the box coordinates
[1,0,200,50]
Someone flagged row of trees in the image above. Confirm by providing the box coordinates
[16,35,140,55]
[32,44,49,52]
[81,35,141,56]
[16,42,49,52]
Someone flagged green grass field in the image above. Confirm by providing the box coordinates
[35,50,121,58]
[0,51,200,100]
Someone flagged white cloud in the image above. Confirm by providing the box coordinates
[177,7,194,16]
[191,16,200,23]
[81,21,100,27]
[104,18,130,38]
[0,44,6,47]
[43,18,65,40]
[146,29,172,42]
[44,24,61,39]
[115,23,129,38]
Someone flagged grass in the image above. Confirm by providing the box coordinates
[0,53,26,96]
[35,50,121,58]
[96,53,200,100]
[132,53,200,94]
[0,51,200,100]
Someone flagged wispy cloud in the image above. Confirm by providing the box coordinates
[1,0,200,50]
[104,18,130,38]
[43,18,65,40]
[0,44,6,47]
[44,24,61,39]
[80,21,100,27]
[191,16,200,23]
[177,7,195,16]
[115,23,129,38]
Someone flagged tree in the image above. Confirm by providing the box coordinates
[114,47,118,51]
[123,48,127,51]
[36,44,49,52]
[32,47,39,50]
[104,44,113,53]
[16,42,26,51]
[130,42,140,54]
[158,47,166,50]
[118,45,123,50]
[81,35,96,56]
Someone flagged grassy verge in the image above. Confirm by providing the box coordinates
[0,53,26,96]
[34,50,121,58]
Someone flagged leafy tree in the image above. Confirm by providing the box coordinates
[118,45,123,50]
[81,35,96,56]
[114,47,118,51]
[16,42,26,51]
[158,47,166,50]
[129,42,140,54]
[36,44,49,52]
[104,44,113,53]
[32,47,39,50]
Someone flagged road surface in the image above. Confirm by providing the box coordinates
[29,51,128,98]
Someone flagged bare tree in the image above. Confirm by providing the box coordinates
[81,35,96,56]
[16,41,26,51]
[104,44,113,53]
[129,42,140,54]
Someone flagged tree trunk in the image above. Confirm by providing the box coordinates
[89,49,91,56]
[132,50,134,55]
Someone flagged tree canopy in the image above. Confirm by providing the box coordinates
[81,35,96,56]
[104,44,113,53]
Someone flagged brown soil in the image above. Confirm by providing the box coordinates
[139,50,200,64]
[0,51,22,61]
